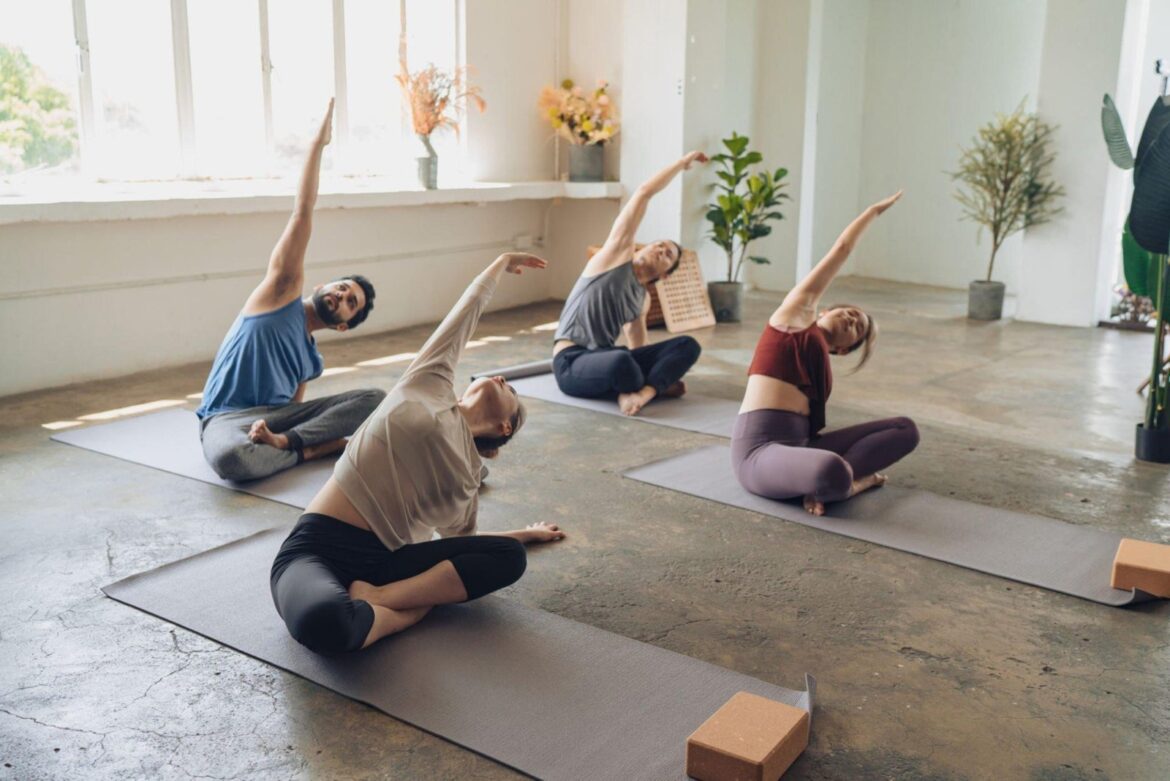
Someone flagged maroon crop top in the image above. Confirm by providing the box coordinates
[747,323,833,434]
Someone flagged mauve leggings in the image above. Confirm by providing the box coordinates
[731,409,920,503]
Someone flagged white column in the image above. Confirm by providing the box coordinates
[1018,0,1127,326]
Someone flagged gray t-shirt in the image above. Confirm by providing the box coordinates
[554,263,646,350]
[332,272,496,551]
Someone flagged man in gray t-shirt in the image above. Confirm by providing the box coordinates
[552,151,708,416]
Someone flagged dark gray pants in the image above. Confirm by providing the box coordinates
[200,388,385,482]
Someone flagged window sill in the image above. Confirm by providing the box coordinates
[0,179,624,225]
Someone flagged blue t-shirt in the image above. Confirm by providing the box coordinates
[196,298,324,419]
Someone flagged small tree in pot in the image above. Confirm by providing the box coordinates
[951,104,1064,320]
[704,132,789,322]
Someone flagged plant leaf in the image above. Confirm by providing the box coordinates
[1122,220,1159,298]
[748,256,771,265]
[1135,94,1170,170]
[1129,121,1170,254]
[1101,94,1134,170]
[724,135,749,156]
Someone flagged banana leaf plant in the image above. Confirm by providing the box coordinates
[1102,93,1170,436]
[705,132,790,283]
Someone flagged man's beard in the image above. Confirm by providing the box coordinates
[312,289,345,326]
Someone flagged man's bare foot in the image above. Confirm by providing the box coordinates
[618,386,657,416]
[850,472,888,497]
[803,495,825,516]
[248,420,290,449]
[661,380,687,399]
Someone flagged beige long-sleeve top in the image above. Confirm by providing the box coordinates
[332,271,496,550]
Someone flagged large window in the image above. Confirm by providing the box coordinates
[0,0,81,183]
[0,0,458,189]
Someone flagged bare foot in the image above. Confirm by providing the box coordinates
[661,380,688,399]
[803,495,825,516]
[850,472,888,497]
[618,386,656,416]
[248,419,290,449]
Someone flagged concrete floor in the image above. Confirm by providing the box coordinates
[1,277,1168,780]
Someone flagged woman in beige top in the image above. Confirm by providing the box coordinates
[271,252,566,653]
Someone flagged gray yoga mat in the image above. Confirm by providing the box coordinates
[104,528,814,780]
[471,358,554,381]
[51,408,329,508]
[509,372,739,438]
[625,445,1150,607]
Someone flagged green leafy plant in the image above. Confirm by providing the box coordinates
[0,45,78,175]
[1102,93,1170,435]
[705,132,789,283]
[951,103,1064,282]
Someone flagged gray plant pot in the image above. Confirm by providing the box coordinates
[708,281,744,323]
[417,134,438,190]
[968,280,1005,321]
[569,144,603,182]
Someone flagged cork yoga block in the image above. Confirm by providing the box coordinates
[686,691,810,781]
[1111,538,1170,598]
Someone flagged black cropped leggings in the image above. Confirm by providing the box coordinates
[271,513,527,654]
[553,335,702,399]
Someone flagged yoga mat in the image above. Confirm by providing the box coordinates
[104,528,814,780]
[51,408,329,508]
[471,358,554,381]
[624,445,1151,607]
[509,372,740,438]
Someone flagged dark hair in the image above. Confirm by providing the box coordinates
[473,402,527,457]
[335,274,375,329]
[664,240,683,277]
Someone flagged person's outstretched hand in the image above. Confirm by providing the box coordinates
[316,98,335,147]
[682,150,709,170]
[871,190,903,215]
[501,252,549,274]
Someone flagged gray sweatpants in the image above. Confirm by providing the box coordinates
[200,388,385,482]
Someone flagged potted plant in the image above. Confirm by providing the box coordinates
[704,132,789,322]
[396,18,484,189]
[951,104,1064,320]
[538,79,619,181]
[1101,89,1170,463]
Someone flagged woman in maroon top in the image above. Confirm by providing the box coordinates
[734,192,919,516]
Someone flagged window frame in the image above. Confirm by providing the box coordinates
[55,0,460,185]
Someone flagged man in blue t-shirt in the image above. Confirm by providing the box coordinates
[196,99,384,482]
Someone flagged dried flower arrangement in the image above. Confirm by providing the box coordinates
[396,62,486,140]
[538,79,619,146]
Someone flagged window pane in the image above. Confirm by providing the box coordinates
[188,0,265,178]
[267,0,334,175]
[87,0,179,179]
[0,0,81,182]
[405,0,454,74]
[342,0,403,176]
[400,0,459,174]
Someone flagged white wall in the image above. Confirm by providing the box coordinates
[809,0,869,272]
[854,0,1047,292]
[1017,0,1126,326]
[464,0,558,182]
[619,0,688,243]
[566,0,625,182]
[747,0,814,291]
[682,0,761,284]
[0,201,563,397]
